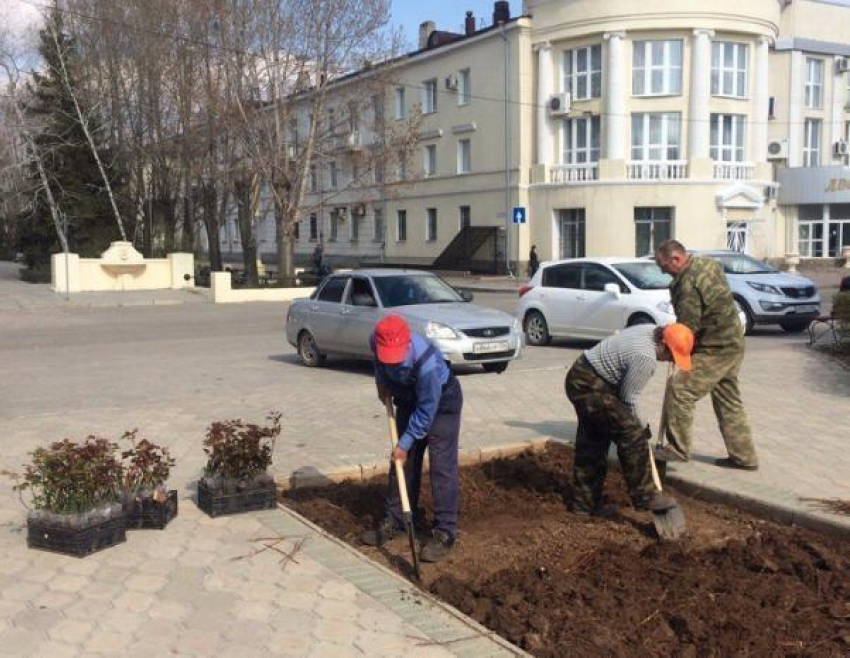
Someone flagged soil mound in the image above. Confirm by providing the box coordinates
[286,448,850,656]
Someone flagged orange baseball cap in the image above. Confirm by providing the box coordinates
[662,323,694,371]
[374,315,411,364]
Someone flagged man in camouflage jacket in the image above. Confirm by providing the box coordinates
[655,240,759,471]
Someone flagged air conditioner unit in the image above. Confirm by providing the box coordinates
[835,57,850,74]
[347,131,363,150]
[444,75,459,91]
[286,144,296,158]
[767,139,788,160]
[835,139,849,157]
[548,93,570,117]
[352,203,367,217]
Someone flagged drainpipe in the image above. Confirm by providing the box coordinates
[498,23,514,278]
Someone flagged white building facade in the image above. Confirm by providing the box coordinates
[217,0,850,271]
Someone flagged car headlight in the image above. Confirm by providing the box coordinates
[425,321,459,339]
[746,281,782,295]
[656,301,674,315]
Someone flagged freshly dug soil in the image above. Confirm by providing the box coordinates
[285,447,850,657]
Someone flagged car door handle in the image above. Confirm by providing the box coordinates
[310,304,319,311]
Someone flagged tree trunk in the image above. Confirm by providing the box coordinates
[202,182,222,271]
[273,184,295,286]
[235,177,258,286]
[162,196,176,253]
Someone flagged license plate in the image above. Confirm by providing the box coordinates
[793,305,818,314]
[473,341,509,354]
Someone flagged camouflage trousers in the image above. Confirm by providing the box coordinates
[564,356,656,512]
[665,349,758,467]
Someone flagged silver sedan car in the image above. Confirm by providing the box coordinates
[286,270,523,373]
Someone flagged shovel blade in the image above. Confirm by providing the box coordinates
[652,504,687,541]
[404,519,421,580]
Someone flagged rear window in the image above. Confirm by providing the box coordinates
[542,264,581,289]
[317,277,347,302]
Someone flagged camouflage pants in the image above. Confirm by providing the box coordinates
[564,356,656,512]
[665,349,758,467]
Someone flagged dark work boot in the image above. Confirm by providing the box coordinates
[635,492,678,512]
[360,516,402,547]
[715,457,759,471]
[654,444,687,463]
[572,502,619,518]
[420,529,454,563]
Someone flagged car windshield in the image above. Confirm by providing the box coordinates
[373,274,463,308]
[612,262,672,290]
[711,254,776,274]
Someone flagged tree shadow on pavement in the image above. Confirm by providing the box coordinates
[268,354,375,376]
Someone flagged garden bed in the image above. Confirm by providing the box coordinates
[285,446,850,657]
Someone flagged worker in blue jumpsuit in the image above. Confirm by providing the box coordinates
[360,315,463,563]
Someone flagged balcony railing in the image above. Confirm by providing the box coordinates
[626,160,688,180]
[713,162,755,180]
[549,163,599,183]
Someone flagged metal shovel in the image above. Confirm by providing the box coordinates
[647,372,687,541]
[384,399,421,580]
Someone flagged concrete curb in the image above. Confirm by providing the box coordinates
[277,438,850,540]
[266,504,529,657]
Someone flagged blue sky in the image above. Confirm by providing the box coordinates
[391,0,519,49]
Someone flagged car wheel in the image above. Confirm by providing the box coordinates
[734,299,754,336]
[627,313,655,327]
[524,311,550,346]
[482,362,509,374]
[780,320,809,333]
[297,331,326,367]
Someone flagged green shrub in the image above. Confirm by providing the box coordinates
[19,267,51,284]
[833,291,850,339]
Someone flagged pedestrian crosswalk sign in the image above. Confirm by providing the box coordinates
[512,207,526,224]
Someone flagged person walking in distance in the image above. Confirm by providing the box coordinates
[654,240,758,470]
[360,315,463,562]
[529,245,540,278]
[565,323,690,516]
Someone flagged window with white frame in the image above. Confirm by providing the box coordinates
[330,210,339,241]
[422,79,438,114]
[711,42,748,98]
[562,116,600,164]
[635,207,673,257]
[351,212,360,242]
[396,210,407,242]
[309,165,317,192]
[373,208,384,242]
[805,58,824,109]
[457,139,471,174]
[372,95,385,129]
[804,118,821,167]
[424,144,437,177]
[397,149,407,180]
[631,113,681,160]
[395,87,406,120]
[329,161,338,188]
[710,114,746,162]
[632,40,683,96]
[564,44,602,100]
[426,208,438,242]
[458,69,471,105]
[309,214,318,241]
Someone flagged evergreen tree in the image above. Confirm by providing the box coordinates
[19,8,125,267]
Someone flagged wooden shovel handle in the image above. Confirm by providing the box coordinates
[385,398,413,515]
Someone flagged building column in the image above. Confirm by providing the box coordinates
[788,50,804,168]
[536,42,555,168]
[603,31,626,165]
[688,29,714,177]
[754,37,771,165]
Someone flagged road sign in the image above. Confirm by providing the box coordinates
[512,207,527,224]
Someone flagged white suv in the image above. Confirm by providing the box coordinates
[516,258,676,344]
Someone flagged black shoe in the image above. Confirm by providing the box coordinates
[635,492,678,512]
[715,457,758,471]
[360,516,402,546]
[420,529,454,563]
[654,444,687,463]
[573,503,619,518]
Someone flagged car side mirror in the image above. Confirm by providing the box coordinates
[603,283,621,298]
[459,289,474,303]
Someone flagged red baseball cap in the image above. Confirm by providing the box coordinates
[374,315,411,364]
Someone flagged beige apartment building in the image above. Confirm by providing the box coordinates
[218,0,850,271]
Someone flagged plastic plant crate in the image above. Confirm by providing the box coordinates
[125,490,178,530]
[197,477,277,518]
[27,515,127,558]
